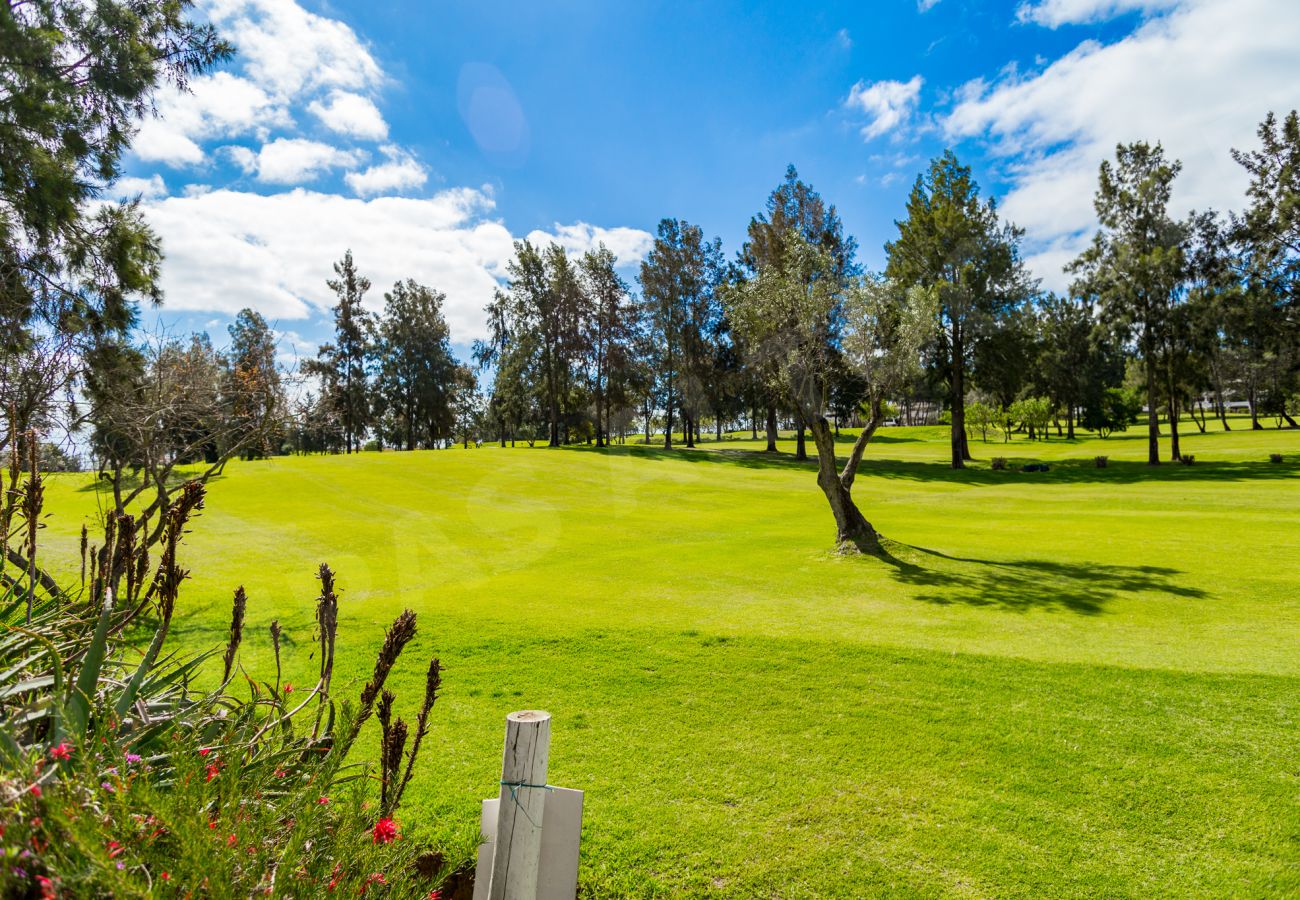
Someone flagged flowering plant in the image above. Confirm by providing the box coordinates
[0,440,472,896]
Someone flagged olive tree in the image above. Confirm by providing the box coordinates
[726,237,933,552]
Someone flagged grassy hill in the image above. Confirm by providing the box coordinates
[39,422,1300,897]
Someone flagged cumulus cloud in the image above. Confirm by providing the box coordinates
[345,146,427,196]
[205,0,383,98]
[525,222,656,265]
[135,187,652,341]
[109,174,169,200]
[132,0,387,168]
[1016,0,1179,27]
[845,76,924,140]
[946,0,1300,290]
[228,138,364,184]
[308,91,388,140]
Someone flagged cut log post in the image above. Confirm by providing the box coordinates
[488,710,551,900]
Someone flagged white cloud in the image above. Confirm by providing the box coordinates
[205,0,383,98]
[133,122,205,166]
[845,76,924,140]
[130,0,387,167]
[345,146,427,196]
[308,90,388,140]
[235,138,365,184]
[836,28,852,49]
[1016,0,1178,27]
[918,0,943,11]
[525,222,655,265]
[108,174,169,201]
[135,187,652,341]
[135,71,290,166]
[946,0,1300,290]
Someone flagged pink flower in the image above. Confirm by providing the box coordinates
[317,796,329,805]
[371,818,398,845]
[125,753,142,764]
[49,742,72,761]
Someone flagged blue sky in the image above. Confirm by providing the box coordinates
[118,0,1298,361]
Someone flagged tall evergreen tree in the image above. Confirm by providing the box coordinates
[225,309,285,458]
[885,151,1032,469]
[0,0,228,449]
[638,219,724,449]
[579,245,637,447]
[375,281,457,450]
[306,251,374,454]
[1068,143,1192,464]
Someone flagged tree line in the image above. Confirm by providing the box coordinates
[467,117,1298,477]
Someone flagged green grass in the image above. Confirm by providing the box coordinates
[38,420,1300,897]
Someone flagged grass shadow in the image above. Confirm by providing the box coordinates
[870,541,1209,615]
[568,443,1299,484]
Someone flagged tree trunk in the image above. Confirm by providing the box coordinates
[807,417,881,553]
[1144,347,1161,465]
[1168,398,1182,461]
[950,332,968,468]
[795,422,807,461]
[684,414,695,448]
[765,403,778,452]
[1066,405,1075,440]
[1249,384,1262,430]
[1213,378,1230,431]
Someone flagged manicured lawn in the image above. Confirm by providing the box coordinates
[39,421,1300,897]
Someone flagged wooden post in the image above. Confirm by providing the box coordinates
[488,710,551,900]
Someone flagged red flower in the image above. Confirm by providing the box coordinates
[360,873,388,894]
[49,742,73,761]
[198,747,212,757]
[29,784,41,797]
[37,875,56,899]
[205,763,221,782]
[428,891,443,900]
[371,818,398,844]
[227,833,238,847]
[160,872,170,881]
[283,682,294,694]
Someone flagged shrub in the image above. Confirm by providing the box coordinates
[0,438,467,897]
[991,457,1007,471]
[1095,455,1109,468]
[1270,453,1284,464]
[1179,454,1195,465]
